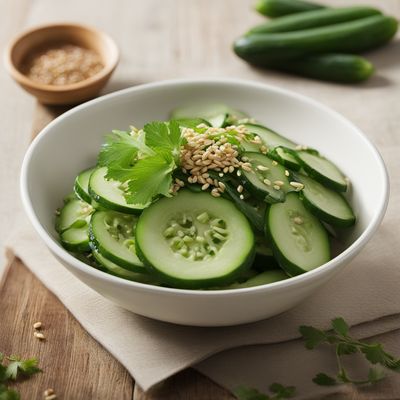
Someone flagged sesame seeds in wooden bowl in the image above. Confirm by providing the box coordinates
[4,23,119,105]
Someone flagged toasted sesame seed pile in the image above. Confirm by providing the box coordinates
[176,124,255,197]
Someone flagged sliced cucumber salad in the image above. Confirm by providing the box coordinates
[55,104,356,289]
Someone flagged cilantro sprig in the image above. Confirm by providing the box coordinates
[300,317,400,386]
[234,316,400,400]
[97,121,183,205]
[0,353,41,399]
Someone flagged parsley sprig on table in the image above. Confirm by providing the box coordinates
[98,120,183,205]
[0,353,41,399]
[300,317,400,386]
[234,317,400,400]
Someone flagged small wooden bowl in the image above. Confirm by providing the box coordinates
[4,23,119,105]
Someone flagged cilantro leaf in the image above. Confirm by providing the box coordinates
[125,152,175,205]
[233,386,269,400]
[331,317,349,337]
[5,356,41,380]
[269,383,295,398]
[312,373,338,386]
[144,121,182,160]
[367,367,386,383]
[361,343,388,366]
[0,385,20,400]
[98,130,155,181]
[299,325,327,349]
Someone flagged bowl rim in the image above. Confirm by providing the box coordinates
[4,22,119,92]
[20,77,390,297]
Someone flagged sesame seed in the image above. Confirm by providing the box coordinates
[294,217,303,225]
[33,322,42,329]
[201,183,210,190]
[219,172,224,177]
[285,170,290,177]
[211,189,221,197]
[228,166,235,173]
[260,146,268,154]
[218,182,226,190]
[273,185,281,190]
[239,194,244,200]
[223,167,229,173]
[290,182,304,190]
[272,160,278,166]
[44,389,54,396]
[241,157,249,162]
[34,332,45,340]
[237,185,243,193]
[263,179,271,186]
[274,180,284,186]
[237,170,242,177]
[256,165,269,171]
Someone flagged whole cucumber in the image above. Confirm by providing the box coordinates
[248,6,381,35]
[255,0,325,18]
[234,15,398,65]
[274,54,374,83]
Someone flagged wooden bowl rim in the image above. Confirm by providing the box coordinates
[4,22,119,93]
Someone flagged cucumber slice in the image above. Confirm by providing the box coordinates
[91,250,153,283]
[175,118,211,129]
[266,192,330,276]
[89,210,146,273]
[56,199,93,233]
[227,270,288,289]
[135,190,255,288]
[243,123,296,149]
[294,151,348,192]
[269,146,301,171]
[171,104,248,128]
[297,174,356,227]
[89,167,147,214]
[60,226,90,252]
[74,167,96,203]
[241,152,291,203]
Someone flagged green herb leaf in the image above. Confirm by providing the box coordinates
[0,384,20,400]
[312,373,338,386]
[269,382,296,398]
[299,325,327,349]
[125,152,175,205]
[361,344,388,366]
[331,317,349,337]
[367,367,386,383]
[144,121,182,160]
[234,386,269,400]
[5,356,41,380]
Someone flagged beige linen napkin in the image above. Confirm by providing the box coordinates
[4,145,400,398]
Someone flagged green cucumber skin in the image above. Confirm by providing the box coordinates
[249,6,381,35]
[294,152,347,192]
[268,147,301,171]
[256,0,325,18]
[234,16,398,65]
[300,192,356,228]
[135,239,256,290]
[88,183,143,215]
[60,233,90,253]
[74,167,95,203]
[88,225,145,274]
[275,54,374,83]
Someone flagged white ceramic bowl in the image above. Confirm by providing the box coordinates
[21,79,389,326]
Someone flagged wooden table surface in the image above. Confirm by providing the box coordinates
[1,0,399,399]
